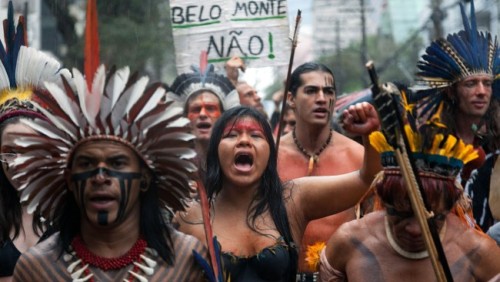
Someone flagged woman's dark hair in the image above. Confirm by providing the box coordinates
[0,116,44,244]
[57,167,175,264]
[205,106,298,281]
[289,62,336,97]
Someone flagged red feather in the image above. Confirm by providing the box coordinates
[200,51,208,74]
[84,0,100,89]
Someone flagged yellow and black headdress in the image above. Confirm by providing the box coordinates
[370,84,478,179]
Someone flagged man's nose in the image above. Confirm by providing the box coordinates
[404,219,423,237]
[199,106,208,117]
[254,93,261,102]
[316,90,327,102]
[476,82,490,95]
[93,166,111,184]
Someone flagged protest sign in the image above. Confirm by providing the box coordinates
[170,0,290,73]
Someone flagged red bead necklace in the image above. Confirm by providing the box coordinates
[71,235,147,281]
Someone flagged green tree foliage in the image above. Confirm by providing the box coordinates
[319,33,423,95]
[43,0,176,81]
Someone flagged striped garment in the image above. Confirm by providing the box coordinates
[12,230,207,282]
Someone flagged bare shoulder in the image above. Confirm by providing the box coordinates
[325,212,383,269]
[331,131,364,151]
[277,133,301,157]
[448,217,500,280]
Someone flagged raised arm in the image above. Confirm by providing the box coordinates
[291,102,381,221]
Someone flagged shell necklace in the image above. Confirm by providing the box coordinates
[292,129,332,175]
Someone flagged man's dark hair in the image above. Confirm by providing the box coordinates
[289,62,336,97]
[442,86,500,151]
[205,106,298,281]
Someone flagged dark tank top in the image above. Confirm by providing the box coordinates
[221,238,291,281]
[0,239,21,276]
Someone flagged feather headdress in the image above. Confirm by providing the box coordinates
[168,64,239,111]
[11,65,197,219]
[0,1,70,124]
[370,85,478,178]
[412,0,500,118]
[9,0,195,219]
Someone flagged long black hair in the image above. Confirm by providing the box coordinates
[205,106,298,281]
[57,169,175,264]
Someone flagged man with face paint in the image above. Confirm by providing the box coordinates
[411,0,500,232]
[276,62,365,280]
[169,65,239,182]
[319,90,500,281]
[11,65,208,281]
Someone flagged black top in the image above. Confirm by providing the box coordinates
[222,238,291,281]
[464,150,498,231]
[0,239,21,277]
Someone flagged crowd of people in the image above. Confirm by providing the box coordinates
[0,0,499,281]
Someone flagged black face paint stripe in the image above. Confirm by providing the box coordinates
[98,211,108,225]
[71,167,142,181]
[70,167,142,224]
[115,177,133,223]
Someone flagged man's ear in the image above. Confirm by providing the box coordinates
[64,168,75,192]
[287,91,296,109]
[140,170,152,192]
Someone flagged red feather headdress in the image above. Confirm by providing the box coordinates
[11,65,197,219]
[10,0,197,219]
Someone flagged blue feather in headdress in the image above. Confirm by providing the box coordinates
[0,1,27,88]
[192,236,226,282]
[411,0,500,118]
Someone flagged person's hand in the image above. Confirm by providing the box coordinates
[224,56,246,85]
[272,90,284,107]
[225,56,246,71]
[341,102,380,136]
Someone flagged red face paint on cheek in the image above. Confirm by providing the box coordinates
[223,118,265,136]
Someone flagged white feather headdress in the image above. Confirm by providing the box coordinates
[0,0,70,123]
[11,65,197,219]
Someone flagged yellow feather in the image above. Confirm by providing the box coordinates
[305,242,326,272]
[0,87,33,106]
[441,135,457,157]
[369,131,393,153]
[430,134,444,154]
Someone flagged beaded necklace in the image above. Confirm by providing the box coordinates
[292,129,332,175]
[67,235,157,282]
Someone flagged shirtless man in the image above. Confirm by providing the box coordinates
[277,62,364,280]
[320,125,500,281]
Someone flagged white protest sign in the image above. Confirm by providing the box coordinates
[170,0,290,74]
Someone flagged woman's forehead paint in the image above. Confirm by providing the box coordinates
[223,118,264,134]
